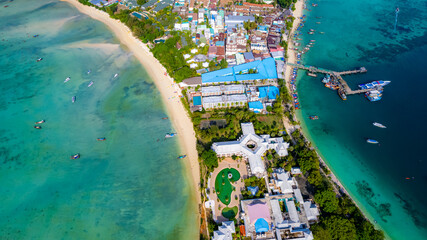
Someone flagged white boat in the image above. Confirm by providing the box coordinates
[373,122,386,128]
[366,139,379,144]
[87,69,91,74]
[72,96,76,103]
[113,73,119,78]
[165,133,177,138]
[64,77,71,83]
[358,80,391,90]
[88,81,94,87]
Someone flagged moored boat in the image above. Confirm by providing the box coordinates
[177,155,187,159]
[365,90,382,102]
[309,115,319,120]
[373,122,386,128]
[97,137,106,141]
[88,81,94,87]
[72,96,76,103]
[113,73,119,78]
[71,153,80,159]
[36,58,43,62]
[165,133,177,138]
[358,80,390,90]
[35,120,45,124]
[162,117,168,119]
[64,77,71,83]
[34,125,42,129]
[338,88,347,100]
[366,139,379,144]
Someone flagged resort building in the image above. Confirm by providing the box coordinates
[269,168,297,195]
[212,123,289,175]
[201,85,245,96]
[201,58,278,85]
[240,199,274,239]
[202,94,248,109]
[225,15,255,29]
[240,196,316,240]
[212,221,236,240]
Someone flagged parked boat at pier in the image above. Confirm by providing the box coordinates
[358,80,390,90]
[365,90,382,102]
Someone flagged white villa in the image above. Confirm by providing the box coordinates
[211,123,290,175]
[212,221,235,240]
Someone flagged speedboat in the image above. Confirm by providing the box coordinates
[34,125,42,129]
[88,81,94,87]
[71,153,80,159]
[64,77,71,83]
[97,137,106,141]
[366,139,379,144]
[373,122,386,128]
[35,120,45,124]
[165,133,177,138]
[36,58,43,62]
[72,96,76,103]
[177,155,186,159]
[113,73,119,78]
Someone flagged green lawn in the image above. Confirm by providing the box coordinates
[222,206,238,219]
[215,168,240,205]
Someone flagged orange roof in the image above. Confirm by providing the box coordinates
[240,225,246,236]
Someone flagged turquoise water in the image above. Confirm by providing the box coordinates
[297,0,427,239]
[0,1,197,239]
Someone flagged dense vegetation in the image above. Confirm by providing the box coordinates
[276,0,297,9]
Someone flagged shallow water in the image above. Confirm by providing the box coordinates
[297,0,427,239]
[0,1,197,239]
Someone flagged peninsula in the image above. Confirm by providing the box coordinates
[64,0,384,239]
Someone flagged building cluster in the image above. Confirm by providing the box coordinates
[210,123,320,240]
[169,0,293,113]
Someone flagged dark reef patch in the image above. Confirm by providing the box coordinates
[394,193,427,229]
[355,180,392,222]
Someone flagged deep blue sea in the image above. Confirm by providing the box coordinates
[0,1,197,239]
[297,0,427,239]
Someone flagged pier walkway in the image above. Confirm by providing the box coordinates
[286,63,370,95]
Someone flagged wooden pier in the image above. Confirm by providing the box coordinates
[287,63,372,96]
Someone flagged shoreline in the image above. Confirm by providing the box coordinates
[61,0,201,213]
[285,0,387,237]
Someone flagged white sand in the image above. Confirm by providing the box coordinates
[61,0,201,205]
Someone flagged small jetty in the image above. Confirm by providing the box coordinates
[286,63,380,100]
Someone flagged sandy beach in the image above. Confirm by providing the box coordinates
[61,0,201,205]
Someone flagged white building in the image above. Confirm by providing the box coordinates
[202,85,245,96]
[202,94,247,109]
[174,22,190,31]
[212,221,235,240]
[212,123,290,175]
[269,168,297,195]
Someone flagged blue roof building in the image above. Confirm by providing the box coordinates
[201,58,277,84]
[258,86,280,100]
[248,101,264,113]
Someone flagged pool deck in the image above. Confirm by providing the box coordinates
[207,158,248,223]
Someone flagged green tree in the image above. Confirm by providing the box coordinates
[201,150,218,171]
[314,189,339,213]
[324,216,357,240]
[137,0,148,5]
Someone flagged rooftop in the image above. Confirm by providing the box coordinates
[201,58,277,84]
